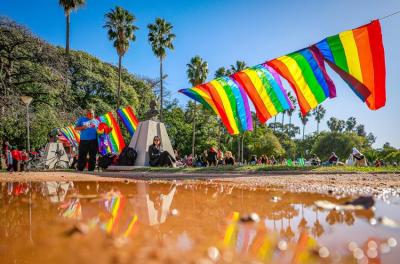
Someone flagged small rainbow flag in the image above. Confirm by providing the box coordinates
[60,125,80,147]
[97,112,125,154]
[116,106,139,137]
[313,20,385,110]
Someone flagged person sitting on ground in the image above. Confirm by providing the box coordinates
[207,147,218,166]
[352,147,367,167]
[260,155,268,164]
[20,149,28,171]
[374,159,382,167]
[269,155,277,165]
[148,136,176,167]
[224,151,235,166]
[250,155,257,165]
[309,154,321,166]
[327,152,338,165]
[217,149,224,165]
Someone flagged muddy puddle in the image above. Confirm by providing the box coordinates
[1,180,399,263]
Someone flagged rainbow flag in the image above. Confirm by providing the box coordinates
[313,20,385,110]
[60,125,80,147]
[179,77,253,135]
[97,112,125,154]
[231,64,293,123]
[117,106,139,137]
[267,47,336,115]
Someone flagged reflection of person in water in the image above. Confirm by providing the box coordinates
[130,182,176,226]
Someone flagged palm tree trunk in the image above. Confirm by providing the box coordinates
[241,134,244,163]
[66,12,70,56]
[317,121,320,134]
[289,114,292,126]
[159,58,163,122]
[117,55,122,108]
[302,125,305,140]
[191,101,196,157]
[281,112,285,131]
[274,116,277,131]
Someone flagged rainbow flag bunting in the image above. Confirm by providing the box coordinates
[97,112,125,154]
[60,125,80,147]
[231,64,293,122]
[179,77,253,135]
[117,106,139,137]
[313,20,385,110]
[267,47,336,115]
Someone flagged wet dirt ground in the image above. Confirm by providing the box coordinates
[1,178,399,264]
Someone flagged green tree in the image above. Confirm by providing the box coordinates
[246,126,285,158]
[104,6,138,108]
[58,0,85,56]
[298,112,311,140]
[312,105,326,133]
[327,117,345,132]
[186,56,208,156]
[312,132,365,160]
[147,18,175,122]
[215,67,232,78]
[230,60,247,73]
[345,117,357,132]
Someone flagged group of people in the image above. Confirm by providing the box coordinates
[1,141,43,172]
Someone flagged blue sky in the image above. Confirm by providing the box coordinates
[2,0,400,147]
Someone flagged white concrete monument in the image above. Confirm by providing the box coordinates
[44,142,69,169]
[128,120,175,166]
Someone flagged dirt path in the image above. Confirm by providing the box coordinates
[1,170,399,195]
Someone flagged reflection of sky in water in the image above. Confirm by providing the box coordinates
[1,181,399,263]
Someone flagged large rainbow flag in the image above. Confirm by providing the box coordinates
[117,106,139,137]
[97,112,125,155]
[313,20,385,110]
[231,64,293,122]
[179,77,253,135]
[60,126,80,147]
[267,47,336,115]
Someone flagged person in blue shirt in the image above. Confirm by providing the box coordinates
[75,109,100,171]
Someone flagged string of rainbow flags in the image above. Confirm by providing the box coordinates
[179,20,386,135]
[60,105,139,155]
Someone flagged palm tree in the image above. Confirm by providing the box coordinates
[214,67,231,78]
[59,0,86,56]
[312,105,326,134]
[230,61,247,161]
[187,56,208,156]
[286,92,297,127]
[147,18,175,122]
[298,111,311,140]
[104,6,138,108]
[230,60,247,73]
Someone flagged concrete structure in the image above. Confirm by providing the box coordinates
[44,142,69,169]
[106,120,176,170]
[128,120,175,166]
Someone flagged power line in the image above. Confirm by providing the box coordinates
[379,10,400,21]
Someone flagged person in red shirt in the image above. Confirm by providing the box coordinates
[20,149,28,171]
[11,146,21,172]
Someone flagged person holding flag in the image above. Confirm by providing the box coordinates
[74,109,100,171]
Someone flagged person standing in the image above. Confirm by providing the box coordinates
[75,109,99,171]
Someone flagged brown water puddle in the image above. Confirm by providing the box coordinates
[0,181,399,264]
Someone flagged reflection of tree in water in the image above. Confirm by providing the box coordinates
[326,209,355,226]
[298,204,309,232]
[311,209,324,238]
